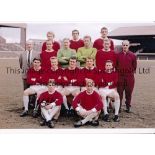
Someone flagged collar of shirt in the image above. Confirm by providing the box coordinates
[86,90,94,95]
[51,67,58,71]
[122,51,129,55]
[68,67,76,70]
[105,69,114,73]
[85,66,95,70]
[102,49,111,52]
[71,38,80,42]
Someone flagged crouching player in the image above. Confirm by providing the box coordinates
[72,79,103,127]
[38,80,63,128]
[98,60,120,122]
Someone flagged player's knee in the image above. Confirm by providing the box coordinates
[23,90,29,96]
[101,95,107,100]
[114,93,120,100]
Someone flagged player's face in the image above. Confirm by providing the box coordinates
[84,38,91,47]
[33,60,41,68]
[105,62,113,70]
[72,31,79,40]
[86,59,94,68]
[101,29,108,38]
[63,40,70,48]
[122,41,130,51]
[47,34,54,41]
[86,84,93,93]
[48,83,55,92]
[104,41,110,50]
[69,59,77,68]
[51,59,58,68]
[46,41,53,50]
[26,42,33,51]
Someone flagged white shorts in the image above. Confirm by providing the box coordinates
[30,85,48,93]
[64,86,80,93]
[55,85,63,93]
[30,85,63,97]
[98,87,115,97]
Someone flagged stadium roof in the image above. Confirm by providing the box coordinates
[108,25,155,40]
[0,23,27,29]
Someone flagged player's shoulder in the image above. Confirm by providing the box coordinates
[53,40,60,44]
[94,38,102,42]
[93,90,100,96]
[40,91,48,97]
[78,46,84,50]
[77,39,84,42]
[55,90,62,95]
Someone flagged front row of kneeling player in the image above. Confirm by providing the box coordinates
[37,78,119,128]
[20,58,120,128]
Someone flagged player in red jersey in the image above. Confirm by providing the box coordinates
[38,80,63,128]
[116,40,137,113]
[96,38,117,71]
[81,57,99,92]
[70,29,84,51]
[20,58,46,117]
[40,40,57,70]
[38,57,69,115]
[98,60,120,122]
[93,27,114,50]
[62,57,82,115]
[72,79,103,127]
[42,31,60,52]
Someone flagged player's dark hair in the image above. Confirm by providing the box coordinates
[72,29,79,35]
[101,27,108,32]
[69,56,77,61]
[33,58,41,62]
[105,60,113,64]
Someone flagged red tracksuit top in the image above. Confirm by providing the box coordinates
[26,67,44,85]
[96,50,117,71]
[69,39,84,51]
[81,67,99,86]
[38,91,63,106]
[40,50,57,70]
[72,90,103,111]
[63,67,83,86]
[97,70,118,89]
[116,51,137,77]
[42,41,60,52]
[93,38,114,50]
[42,67,64,85]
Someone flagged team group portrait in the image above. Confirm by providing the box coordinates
[0,23,155,129]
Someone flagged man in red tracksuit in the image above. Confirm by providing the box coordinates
[116,40,137,113]
[69,29,84,51]
[42,31,60,52]
[72,79,103,127]
[93,27,114,50]
[96,38,117,71]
